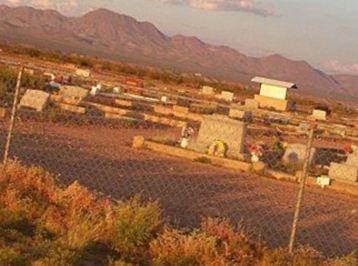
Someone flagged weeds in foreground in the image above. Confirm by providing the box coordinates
[0,161,356,265]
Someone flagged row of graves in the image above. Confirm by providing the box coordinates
[127,78,357,193]
[8,76,358,194]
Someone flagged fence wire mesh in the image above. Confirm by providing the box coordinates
[0,78,357,259]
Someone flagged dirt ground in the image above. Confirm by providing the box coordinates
[0,117,357,257]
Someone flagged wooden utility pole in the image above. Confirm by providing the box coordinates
[3,66,24,164]
[288,125,315,253]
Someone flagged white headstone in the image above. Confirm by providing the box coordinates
[202,86,214,95]
[113,87,121,94]
[161,96,168,103]
[220,91,234,102]
[59,86,88,103]
[19,90,50,112]
[317,176,331,188]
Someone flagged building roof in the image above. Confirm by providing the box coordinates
[251,76,298,89]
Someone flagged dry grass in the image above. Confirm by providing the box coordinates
[0,161,356,265]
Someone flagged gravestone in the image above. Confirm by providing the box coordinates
[19,90,50,112]
[59,86,89,104]
[346,149,358,167]
[331,125,346,137]
[192,115,246,158]
[173,105,189,115]
[245,99,259,110]
[312,109,327,121]
[229,109,252,121]
[283,143,316,166]
[202,86,214,95]
[298,122,310,133]
[220,91,234,102]
[329,163,357,183]
[328,146,358,183]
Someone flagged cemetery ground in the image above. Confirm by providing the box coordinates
[0,119,357,257]
[1,52,358,260]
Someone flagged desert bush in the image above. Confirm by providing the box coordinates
[32,245,80,265]
[105,197,161,259]
[0,162,58,222]
[0,162,353,265]
[0,247,28,265]
[41,182,109,249]
[333,251,357,266]
[202,218,264,265]
[150,228,225,266]
[260,246,324,266]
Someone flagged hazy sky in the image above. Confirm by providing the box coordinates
[1,0,358,75]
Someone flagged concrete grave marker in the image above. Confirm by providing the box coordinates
[283,143,316,166]
[202,86,214,95]
[229,108,252,121]
[220,91,234,102]
[19,90,50,112]
[329,163,358,183]
[192,115,247,158]
[244,99,259,110]
[59,86,89,104]
[346,150,358,167]
[173,105,189,115]
[312,109,327,121]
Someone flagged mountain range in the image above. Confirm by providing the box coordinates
[0,5,357,102]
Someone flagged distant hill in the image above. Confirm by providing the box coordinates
[0,5,357,101]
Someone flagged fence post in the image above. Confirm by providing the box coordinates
[3,66,24,165]
[288,125,315,253]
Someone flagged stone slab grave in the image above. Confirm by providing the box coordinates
[19,90,50,112]
[173,105,189,115]
[298,122,310,133]
[244,99,259,110]
[329,163,357,183]
[189,115,247,158]
[331,125,347,137]
[202,86,215,95]
[329,147,358,183]
[283,143,317,166]
[59,86,89,104]
[190,103,217,114]
[312,109,327,121]
[346,150,358,166]
[229,108,252,121]
[220,91,234,102]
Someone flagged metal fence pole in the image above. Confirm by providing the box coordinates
[3,66,24,165]
[288,125,315,253]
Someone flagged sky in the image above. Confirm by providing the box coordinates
[1,0,358,75]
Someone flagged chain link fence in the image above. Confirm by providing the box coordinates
[0,67,357,258]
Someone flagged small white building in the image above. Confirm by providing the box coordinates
[251,77,297,111]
